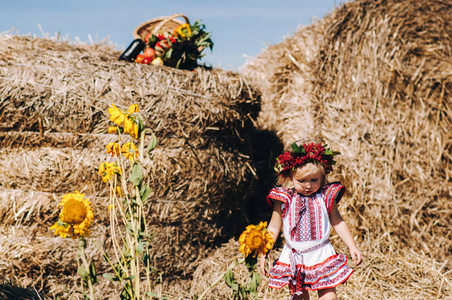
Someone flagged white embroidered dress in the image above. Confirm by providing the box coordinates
[266,182,353,295]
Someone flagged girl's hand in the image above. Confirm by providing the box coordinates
[349,247,363,266]
[259,254,272,276]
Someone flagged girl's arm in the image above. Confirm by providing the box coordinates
[259,201,283,276]
[329,199,363,266]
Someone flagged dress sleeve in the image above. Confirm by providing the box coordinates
[324,182,346,214]
[266,187,292,218]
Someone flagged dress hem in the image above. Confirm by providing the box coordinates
[268,269,353,291]
[269,260,349,284]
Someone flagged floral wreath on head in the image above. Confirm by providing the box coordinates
[274,142,340,175]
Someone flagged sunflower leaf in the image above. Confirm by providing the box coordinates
[140,185,152,203]
[125,222,135,236]
[224,269,238,291]
[130,162,143,186]
[248,271,261,297]
[89,263,98,284]
[133,113,145,133]
[139,232,153,239]
[147,134,158,154]
[137,242,145,254]
[142,253,151,265]
[147,291,159,298]
[78,266,88,279]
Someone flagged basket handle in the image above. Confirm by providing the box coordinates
[152,13,190,34]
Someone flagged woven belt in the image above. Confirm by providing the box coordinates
[286,239,330,299]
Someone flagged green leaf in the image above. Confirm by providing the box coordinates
[238,286,247,299]
[274,159,283,173]
[224,269,238,291]
[291,142,305,154]
[57,220,69,227]
[140,185,152,203]
[147,134,158,154]
[139,232,152,239]
[135,113,146,133]
[142,252,150,265]
[125,222,134,235]
[129,162,143,186]
[78,266,88,278]
[89,262,98,284]
[147,291,159,297]
[248,272,261,296]
[137,241,145,254]
[165,48,173,59]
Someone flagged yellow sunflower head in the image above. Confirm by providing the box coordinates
[128,104,140,114]
[121,142,138,161]
[239,221,274,257]
[99,162,122,182]
[50,191,94,239]
[106,142,121,156]
[123,117,139,139]
[108,104,127,126]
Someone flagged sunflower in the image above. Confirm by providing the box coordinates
[108,126,118,134]
[121,142,138,161]
[109,104,127,126]
[99,162,122,182]
[128,104,139,114]
[239,221,274,257]
[123,117,139,139]
[106,142,121,156]
[49,191,94,239]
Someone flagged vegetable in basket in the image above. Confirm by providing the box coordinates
[140,19,213,69]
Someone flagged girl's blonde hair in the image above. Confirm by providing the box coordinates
[276,138,328,188]
[276,162,328,188]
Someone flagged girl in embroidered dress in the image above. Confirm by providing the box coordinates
[259,140,363,300]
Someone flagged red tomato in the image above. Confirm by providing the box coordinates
[143,47,156,60]
[135,54,145,63]
[144,33,153,44]
[142,57,152,64]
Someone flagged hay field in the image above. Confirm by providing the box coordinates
[1,0,452,299]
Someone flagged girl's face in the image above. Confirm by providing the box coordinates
[291,163,323,196]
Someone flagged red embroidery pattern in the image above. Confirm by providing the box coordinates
[289,193,323,242]
[267,187,293,217]
[269,261,353,291]
[269,253,347,283]
[324,182,345,213]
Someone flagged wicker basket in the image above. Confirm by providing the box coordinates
[132,14,190,40]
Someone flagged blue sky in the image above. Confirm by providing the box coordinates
[1,0,345,71]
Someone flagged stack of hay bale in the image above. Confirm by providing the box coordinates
[192,0,452,299]
[0,34,260,298]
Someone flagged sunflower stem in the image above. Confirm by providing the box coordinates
[79,238,95,300]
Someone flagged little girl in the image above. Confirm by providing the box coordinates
[260,140,363,300]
